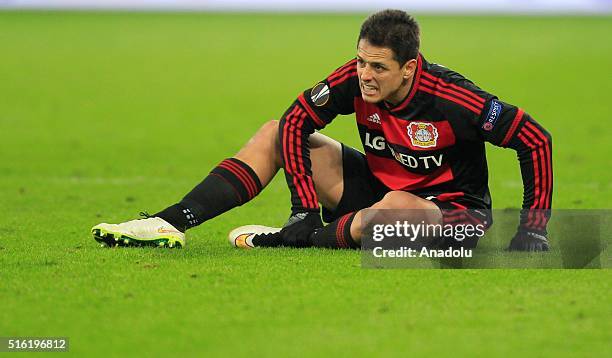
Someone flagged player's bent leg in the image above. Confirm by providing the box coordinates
[94,117,348,248]
[93,120,285,248]
[307,191,442,249]
[350,191,443,243]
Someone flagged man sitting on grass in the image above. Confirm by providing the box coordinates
[92,9,552,252]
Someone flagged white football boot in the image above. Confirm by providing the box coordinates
[228,225,282,249]
[92,213,185,248]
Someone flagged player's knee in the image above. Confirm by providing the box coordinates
[258,119,280,140]
[375,191,422,210]
[370,191,442,225]
[257,119,278,149]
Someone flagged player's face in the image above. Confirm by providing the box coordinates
[356,39,417,105]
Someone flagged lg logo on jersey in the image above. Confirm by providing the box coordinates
[364,132,443,169]
[365,133,386,150]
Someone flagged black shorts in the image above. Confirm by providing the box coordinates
[322,145,491,249]
[322,144,490,224]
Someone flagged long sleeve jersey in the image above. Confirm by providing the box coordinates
[279,54,553,232]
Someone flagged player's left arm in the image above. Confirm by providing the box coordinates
[476,99,553,251]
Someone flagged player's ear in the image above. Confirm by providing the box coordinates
[402,58,418,80]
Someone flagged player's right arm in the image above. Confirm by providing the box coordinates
[278,59,359,245]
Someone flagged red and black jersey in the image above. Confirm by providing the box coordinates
[279,54,552,233]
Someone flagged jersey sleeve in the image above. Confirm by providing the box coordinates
[279,59,360,212]
[474,99,553,233]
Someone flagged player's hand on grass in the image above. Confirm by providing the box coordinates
[280,211,323,247]
[508,230,549,252]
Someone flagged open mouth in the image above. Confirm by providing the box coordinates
[361,83,378,96]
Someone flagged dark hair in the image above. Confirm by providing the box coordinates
[358,9,420,65]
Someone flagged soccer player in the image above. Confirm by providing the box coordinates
[92,10,552,252]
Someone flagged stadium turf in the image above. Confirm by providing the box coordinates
[1,11,610,356]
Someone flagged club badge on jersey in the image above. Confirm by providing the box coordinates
[407,122,439,148]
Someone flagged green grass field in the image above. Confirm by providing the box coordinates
[1,11,611,356]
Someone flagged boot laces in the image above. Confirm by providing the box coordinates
[139,211,153,219]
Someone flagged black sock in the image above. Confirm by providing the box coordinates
[155,158,262,231]
[251,232,283,247]
[309,212,359,249]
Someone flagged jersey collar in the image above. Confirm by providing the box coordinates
[385,53,423,113]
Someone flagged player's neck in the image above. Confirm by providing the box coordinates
[384,75,414,107]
